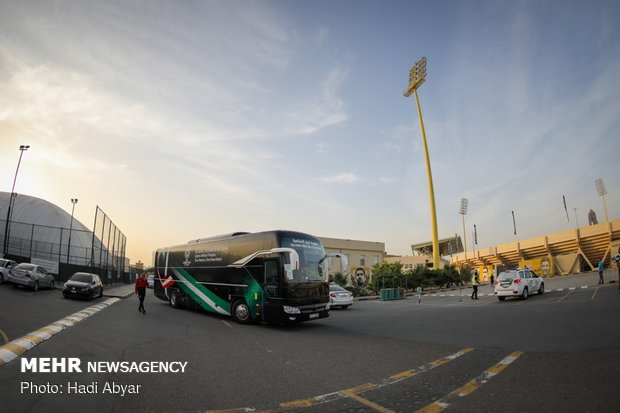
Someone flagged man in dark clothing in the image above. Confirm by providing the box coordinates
[135,274,148,314]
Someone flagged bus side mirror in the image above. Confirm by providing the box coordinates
[325,253,348,272]
[270,248,299,280]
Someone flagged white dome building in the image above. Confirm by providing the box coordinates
[0,192,125,281]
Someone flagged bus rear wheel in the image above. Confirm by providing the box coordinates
[231,300,252,324]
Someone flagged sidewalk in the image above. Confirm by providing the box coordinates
[103,283,136,298]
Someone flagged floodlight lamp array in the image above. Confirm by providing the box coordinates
[460,198,468,215]
[595,179,606,196]
[403,56,427,97]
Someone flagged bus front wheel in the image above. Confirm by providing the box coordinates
[231,300,252,324]
[169,290,180,308]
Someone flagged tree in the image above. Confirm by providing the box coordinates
[333,272,347,286]
[371,261,404,291]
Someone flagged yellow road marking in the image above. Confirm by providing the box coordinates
[342,390,397,413]
[207,348,474,412]
[344,382,378,394]
[591,286,599,300]
[390,369,417,382]
[0,329,8,345]
[415,351,523,413]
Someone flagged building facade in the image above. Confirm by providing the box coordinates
[319,236,385,284]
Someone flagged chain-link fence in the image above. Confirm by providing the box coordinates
[0,206,127,284]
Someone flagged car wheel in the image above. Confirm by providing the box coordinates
[169,290,180,308]
[231,299,252,324]
[13,283,18,289]
[89,290,94,300]
[99,287,104,298]
[342,305,351,309]
[33,281,39,292]
[521,287,528,300]
[498,296,505,301]
[0,274,3,284]
[538,283,544,295]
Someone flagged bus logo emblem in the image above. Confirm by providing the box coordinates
[183,250,191,266]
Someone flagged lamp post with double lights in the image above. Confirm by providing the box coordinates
[67,198,78,264]
[404,57,440,269]
[595,179,609,223]
[3,145,30,256]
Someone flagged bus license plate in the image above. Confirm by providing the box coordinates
[309,313,319,319]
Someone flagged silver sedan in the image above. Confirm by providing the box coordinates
[8,263,55,291]
[329,284,354,309]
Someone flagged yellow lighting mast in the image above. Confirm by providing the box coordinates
[404,57,440,269]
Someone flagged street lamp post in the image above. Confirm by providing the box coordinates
[3,145,30,256]
[595,179,609,223]
[67,198,78,264]
[404,57,440,269]
[459,198,468,258]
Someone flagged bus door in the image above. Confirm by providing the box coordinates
[262,258,283,322]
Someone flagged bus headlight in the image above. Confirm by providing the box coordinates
[283,305,301,314]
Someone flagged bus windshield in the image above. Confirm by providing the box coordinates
[281,236,326,282]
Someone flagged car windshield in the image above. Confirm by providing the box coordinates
[498,272,517,282]
[0,259,8,266]
[16,263,35,271]
[70,273,93,283]
[330,284,346,292]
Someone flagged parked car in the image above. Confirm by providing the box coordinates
[147,274,154,289]
[8,263,55,291]
[63,272,103,300]
[494,268,544,301]
[329,284,353,309]
[0,258,17,284]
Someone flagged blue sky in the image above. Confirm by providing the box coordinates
[1,0,618,264]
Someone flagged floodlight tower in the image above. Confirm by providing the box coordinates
[3,144,30,255]
[595,179,609,223]
[404,57,440,269]
[459,198,468,256]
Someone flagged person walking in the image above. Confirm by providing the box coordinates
[597,259,605,285]
[471,270,480,300]
[135,273,148,314]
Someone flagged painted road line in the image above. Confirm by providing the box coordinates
[206,348,474,413]
[0,329,9,345]
[415,351,524,413]
[342,389,396,413]
[555,290,573,303]
[591,286,599,300]
[0,298,120,367]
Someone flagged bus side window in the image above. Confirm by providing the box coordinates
[264,259,280,297]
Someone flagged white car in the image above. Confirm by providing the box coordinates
[147,274,154,289]
[0,259,17,284]
[329,284,353,309]
[495,268,544,301]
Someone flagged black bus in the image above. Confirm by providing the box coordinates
[154,230,347,324]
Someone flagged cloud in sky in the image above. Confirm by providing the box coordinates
[0,0,618,264]
[320,173,360,184]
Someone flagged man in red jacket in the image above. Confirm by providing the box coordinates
[135,274,148,314]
